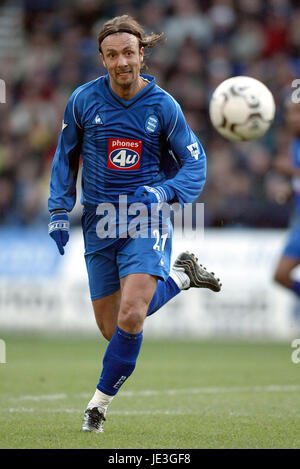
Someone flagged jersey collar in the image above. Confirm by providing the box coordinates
[104,74,156,108]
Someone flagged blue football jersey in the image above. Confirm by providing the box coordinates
[48,74,206,212]
[291,138,300,214]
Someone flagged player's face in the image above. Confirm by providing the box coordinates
[100,33,144,97]
[285,102,300,136]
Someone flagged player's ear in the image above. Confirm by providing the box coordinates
[100,52,106,68]
[140,46,144,62]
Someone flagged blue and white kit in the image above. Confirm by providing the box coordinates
[48,74,207,299]
[283,137,300,259]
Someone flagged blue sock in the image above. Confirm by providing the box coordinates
[147,277,181,317]
[291,281,300,297]
[97,326,143,396]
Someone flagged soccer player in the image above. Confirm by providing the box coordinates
[48,15,221,433]
[273,100,300,297]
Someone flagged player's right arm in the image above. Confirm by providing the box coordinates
[48,92,83,254]
[48,92,83,212]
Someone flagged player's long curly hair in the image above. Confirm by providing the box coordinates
[97,15,165,68]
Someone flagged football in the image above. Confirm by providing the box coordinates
[209,76,276,141]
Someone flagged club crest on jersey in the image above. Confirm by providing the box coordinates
[145,115,158,134]
[108,138,142,170]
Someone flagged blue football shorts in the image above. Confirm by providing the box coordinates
[82,207,173,300]
[282,214,300,259]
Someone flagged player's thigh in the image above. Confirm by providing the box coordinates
[85,250,120,339]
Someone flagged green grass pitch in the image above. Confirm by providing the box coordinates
[0,334,300,449]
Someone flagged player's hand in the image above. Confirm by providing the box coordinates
[134,185,174,206]
[48,209,70,255]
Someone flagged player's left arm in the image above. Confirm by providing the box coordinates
[134,98,206,207]
[162,101,206,205]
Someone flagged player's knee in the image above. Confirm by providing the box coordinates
[118,299,147,331]
[119,310,145,331]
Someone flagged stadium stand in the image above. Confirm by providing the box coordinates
[0,0,300,227]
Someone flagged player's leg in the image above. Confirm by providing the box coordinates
[90,250,222,327]
[118,273,157,332]
[82,248,122,432]
[95,273,156,398]
[146,276,181,316]
[274,224,300,296]
[92,292,120,341]
[146,252,222,316]
[81,226,171,433]
[85,250,121,340]
[273,255,300,295]
[81,273,157,433]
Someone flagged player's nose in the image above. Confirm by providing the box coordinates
[116,54,128,68]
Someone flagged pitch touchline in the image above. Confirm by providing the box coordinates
[11,384,300,402]
[17,393,67,401]
[2,407,299,418]
[4,408,190,415]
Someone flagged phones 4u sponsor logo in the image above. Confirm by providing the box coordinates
[107,138,142,170]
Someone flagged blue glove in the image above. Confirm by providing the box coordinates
[134,185,175,207]
[48,209,70,255]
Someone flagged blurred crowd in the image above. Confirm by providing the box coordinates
[0,0,299,228]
